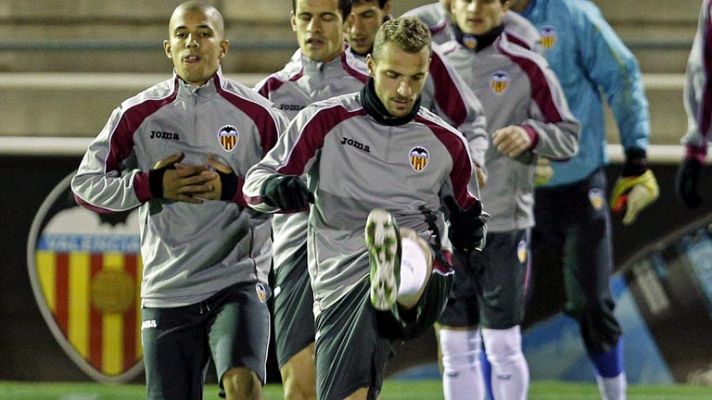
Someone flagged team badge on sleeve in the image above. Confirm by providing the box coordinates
[490,71,509,94]
[588,188,605,210]
[540,25,557,50]
[218,125,239,151]
[409,146,430,172]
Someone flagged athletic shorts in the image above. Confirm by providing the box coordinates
[141,281,271,400]
[315,250,453,400]
[272,244,315,368]
[439,229,531,329]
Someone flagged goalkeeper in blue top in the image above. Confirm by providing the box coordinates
[509,0,659,399]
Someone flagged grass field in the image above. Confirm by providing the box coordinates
[2,380,711,400]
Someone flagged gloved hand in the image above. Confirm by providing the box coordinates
[149,152,216,204]
[261,175,313,212]
[534,157,553,186]
[610,148,659,225]
[190,155,241,202]
[675,157,703,209]
[444,196,488,253]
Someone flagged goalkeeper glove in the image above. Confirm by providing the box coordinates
[444,196,488,253]
[610,148,659,225]
[261,175,313,212]
[534,156,553,187]
[675,147,704,208]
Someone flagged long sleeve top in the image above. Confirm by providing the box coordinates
[243,92,481,312]
[72,69,288,307]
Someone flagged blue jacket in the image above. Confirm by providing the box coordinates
[518,0,649,186]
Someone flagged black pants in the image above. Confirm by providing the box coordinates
[529,168,622,353]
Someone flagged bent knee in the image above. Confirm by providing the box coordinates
[281,345,316,400]
[223,367,262,400]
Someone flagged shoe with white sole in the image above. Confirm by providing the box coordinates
[365,209,401,311]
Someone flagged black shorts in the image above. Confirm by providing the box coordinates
[272,244,315,368]
[439,229,531,329]
[315,251,453,400]
[141,281,271,400]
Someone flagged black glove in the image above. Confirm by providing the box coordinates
[675,157,703,208]
[216,169,239,201]
[148,152,184,198]
[444,196,487,253]
[261,175,313,212]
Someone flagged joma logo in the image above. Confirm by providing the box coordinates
[279,104,305,111]
[150,130,180,140]
[340,137,370,153]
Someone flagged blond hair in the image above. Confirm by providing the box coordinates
[372,16,431,60]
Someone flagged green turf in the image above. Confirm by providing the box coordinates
[1,379,711,399]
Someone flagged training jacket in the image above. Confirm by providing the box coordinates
[350,45,488,166]
[404,2,542,52]
[517,0,650,186]
[682,0,712,157]
[243,92,481,312]
[442,31,579,232]
[72,69,288,307]
[254,49,368,275]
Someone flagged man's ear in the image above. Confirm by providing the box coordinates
[163,40,172,59]
[219,39,229,59]
[366,54,375,76]
[290,11,297,32]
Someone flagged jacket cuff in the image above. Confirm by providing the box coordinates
[148,168,167,200]
[686,145,707,163]
[134,171,155,203]
[218,171,247,207]
[521,125,539,150]
[622,147,648,177]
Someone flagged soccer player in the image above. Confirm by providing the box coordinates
[509,0,660,398]
[436,1,579,399]
[676,0,712,208]
[346,0,489,182]
[244,17,486,400]
[70,2,288,399]
[253,0,366,399]
[346,0,392,59]
[403,0,542,52]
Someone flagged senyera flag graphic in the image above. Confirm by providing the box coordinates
[27,172,144,383]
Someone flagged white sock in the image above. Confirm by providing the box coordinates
[596,373,627,400]
[440,328,485,400]
[482,326,529,400]
[397,237,428,304]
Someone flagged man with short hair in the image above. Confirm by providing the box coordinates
[245,17,486,400]
[254,1,366,399]
[71,2,288,400]
[404,0,541,51]
[436,1,579,399]
[346,0,489,182]
[509,0,660,398]
[346,0,392,58]
[676,0,712,207]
